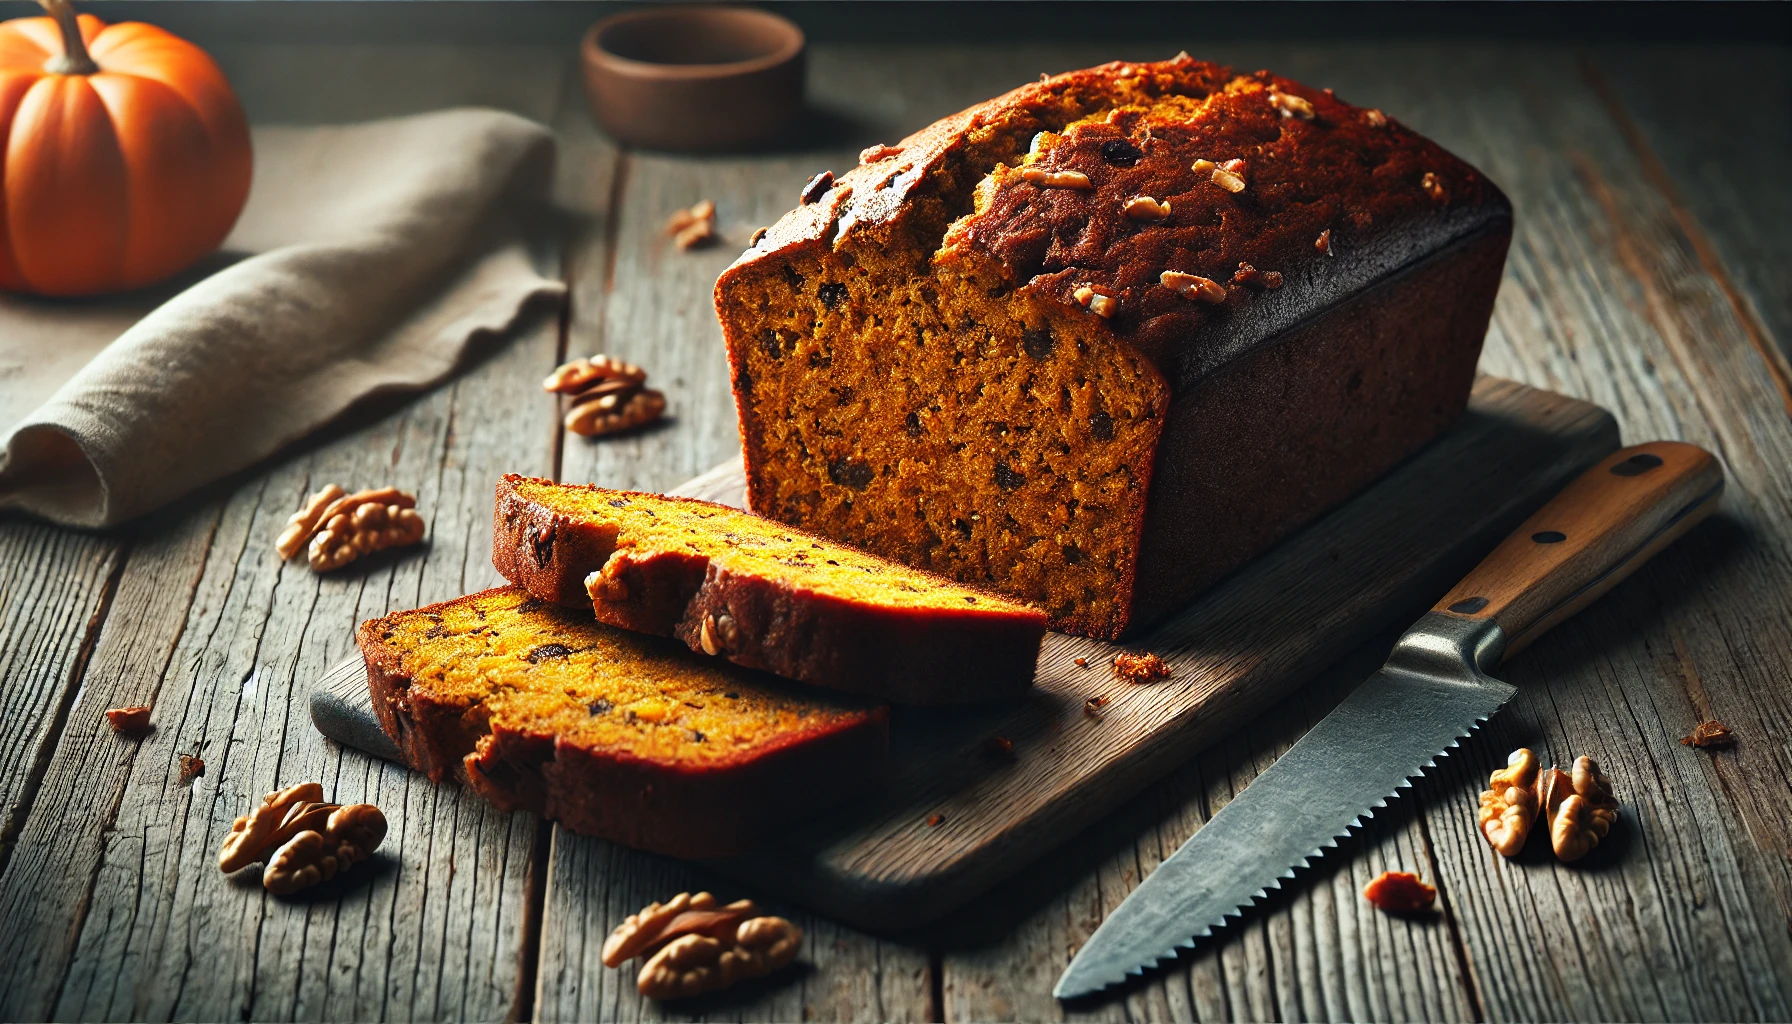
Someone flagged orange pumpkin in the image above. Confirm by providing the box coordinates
[0,0,250,297]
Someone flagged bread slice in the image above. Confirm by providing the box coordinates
[492,475,1048,704]
[358,586,888,858]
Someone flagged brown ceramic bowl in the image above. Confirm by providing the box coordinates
[581,6,806,152]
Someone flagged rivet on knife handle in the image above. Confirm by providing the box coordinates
[1436,441,1723,663]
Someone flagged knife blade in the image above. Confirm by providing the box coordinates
[1055,440,1724,1000]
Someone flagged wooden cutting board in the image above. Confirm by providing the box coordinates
[309,376,1616,930]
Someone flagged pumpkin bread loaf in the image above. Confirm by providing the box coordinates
[359,586,888,858]
[492,475,1047,704]
[714,55,1511,639]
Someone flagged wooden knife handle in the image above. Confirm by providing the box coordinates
[1434,441,1723,663]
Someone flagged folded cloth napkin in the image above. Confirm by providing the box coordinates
[0,107,564,529]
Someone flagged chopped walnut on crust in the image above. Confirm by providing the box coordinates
[1113,651,1172,683]
[1160,270,1227,304]
[1364,870,1435,913]
[1421,171,1448,202]
[1073,285,1119,318]
[1362,108,1388,128]
[1316,228,1334,255]
[1122,195,1171,222]
[1477,748,1540,857]
[1021,166,1094,190]
[1681,719,1736,749]
[859,143,904,164]
[105,705,152,734]
[1269,89,1316,120]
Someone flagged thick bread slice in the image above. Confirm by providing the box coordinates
[359,586,888,858]
[492,474,1048,704]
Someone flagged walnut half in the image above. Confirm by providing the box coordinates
[636,916,803,1001]
[1478,747,1540,857]
[601,891,760,968]
[263,803,388,895]
[1548,756,1618,862]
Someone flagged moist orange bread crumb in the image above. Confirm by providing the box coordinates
[359,586,887,857]
[492,476,1046,703]
[715,56,1509,639]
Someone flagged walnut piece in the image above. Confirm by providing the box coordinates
[1549,756,1618,862]
[544,355,647,394]
[1681,719,1736,749]
[1072,285,1118,319]
[547,355,667,438]
[1269,90,1316,120]
[1478,747,1540,857]
[1363,870,1435,913]
[1160,270,1227,304]
[1316,228,1334,255]
[1122,195,1171,222]
[698,613,740,656]
[636,916,803,1000]
[1362,108,1388,128]
[567,387,667,437]
[1020,166,1093,190]
[307,489,426,571]
[1209,167,1246,193]
[105,705,152,734]
[1421,171,1448,202]
[219,781,325,872]
[261,802,388,895]
[664,200,717,250]
[859,143,903,164]
[178,753,204,784]
[277,484,346,560]
[601,891,761,968]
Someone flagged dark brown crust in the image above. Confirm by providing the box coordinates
[358,589,891,859]
[715,55,1512,639]
[492,477,1048,704]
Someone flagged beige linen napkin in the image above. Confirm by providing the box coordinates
[0,107,564,528]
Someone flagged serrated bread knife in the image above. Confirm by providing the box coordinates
[1054,440,1723,1000]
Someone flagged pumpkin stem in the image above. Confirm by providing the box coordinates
[39,0,99,75]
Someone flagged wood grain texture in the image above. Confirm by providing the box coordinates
[0,525,121,864]
[0,44,574,1023]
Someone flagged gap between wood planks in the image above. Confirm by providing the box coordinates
[0,541,130,878]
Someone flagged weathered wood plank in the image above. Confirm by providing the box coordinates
[0,43,575,1022]
[534,47,935,1023]
[1589,45,1792,381]
[0,525,121,862]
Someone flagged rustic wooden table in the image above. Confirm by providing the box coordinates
[2,11,1788,1021]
